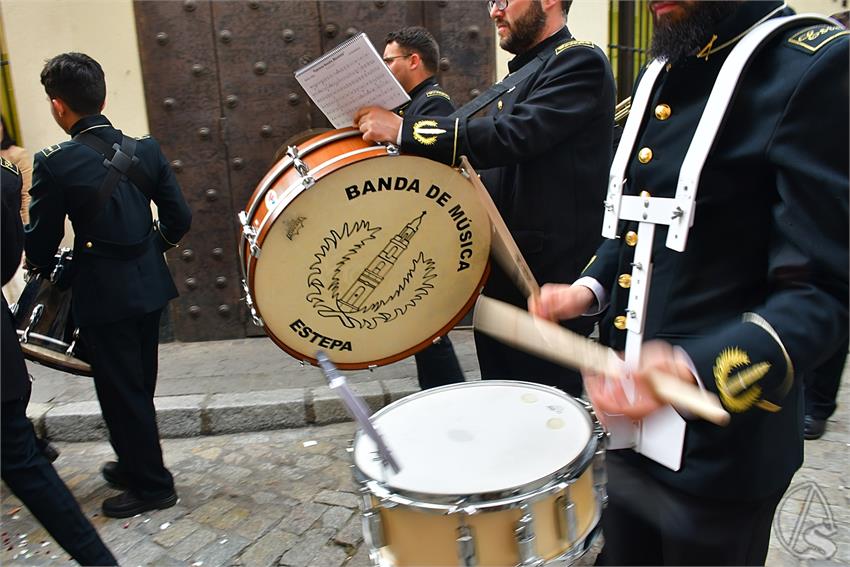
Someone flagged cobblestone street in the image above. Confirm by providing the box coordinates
[3,393,849,567]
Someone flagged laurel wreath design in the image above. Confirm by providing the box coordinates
[306,220,436,329]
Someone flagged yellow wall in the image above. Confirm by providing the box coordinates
[0,0,147,153]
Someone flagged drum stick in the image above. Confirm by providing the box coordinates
[473,295,730,426]
[459,156,540,298]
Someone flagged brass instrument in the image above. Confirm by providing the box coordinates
[615,96,631,124]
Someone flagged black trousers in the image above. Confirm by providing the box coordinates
[474,330,583,397]
[2,398,116,565]
[596,452,787,566]
[80,309,174,499]
[414,335,464,390]
[804,335,847,420]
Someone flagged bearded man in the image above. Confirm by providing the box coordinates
[531,1,848,564]
[356,0,615,396]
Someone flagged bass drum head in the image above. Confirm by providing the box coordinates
[252,154,490,368]
[353,381,593,497]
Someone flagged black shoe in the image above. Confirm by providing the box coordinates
[804,415,827,440]
[38,440,60,463]
[102,490,178,519]
[101,461,129,489]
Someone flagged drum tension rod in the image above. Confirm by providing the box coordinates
[557,485,578,544]
[285,146,314,187]
[515,504,544,567]
[19,304,44,344]
[237,211,261,259]
[456,520,477,567]
[358,486,385,550]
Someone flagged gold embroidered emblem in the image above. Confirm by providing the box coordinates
[0,156,19,175]
[425,90,451,101]
[714,347,771,413]
[788,25,849,53]
[555,39,594,55]
[412,120,445,146]
[41,144,63,158]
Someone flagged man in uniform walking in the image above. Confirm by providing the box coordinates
[26,52,192,519]
[357,0,615,396]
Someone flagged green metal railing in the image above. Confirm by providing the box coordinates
[608,0,653,101]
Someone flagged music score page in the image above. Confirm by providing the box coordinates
[295,33,410,128]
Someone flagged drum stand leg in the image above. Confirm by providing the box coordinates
[514,504,545,567]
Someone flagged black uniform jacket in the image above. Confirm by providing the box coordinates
[25,115,192,327]
[396,77,454,117]
[584,2,849,501]
[2,158,30,402]
[400,27,616,315]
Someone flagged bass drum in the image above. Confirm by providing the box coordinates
[240,128,491,369]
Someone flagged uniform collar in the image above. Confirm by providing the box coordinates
[69,114,112,137]
[692,1,788,61]
[408,76,439,100]
[507,25,572,73]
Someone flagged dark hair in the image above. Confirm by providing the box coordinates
[562,1,572,17]
[385,26,440,74]
[1,116,15,150]
[40,52,106,115]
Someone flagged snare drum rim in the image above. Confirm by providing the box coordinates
[352,381,600,509]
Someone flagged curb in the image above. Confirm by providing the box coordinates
[27,377,421,442]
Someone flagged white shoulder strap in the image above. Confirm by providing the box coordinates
[667,14,834,250]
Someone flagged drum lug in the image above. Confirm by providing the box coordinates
[238,211,261,259]
[593,448,608,506]
[557,486,578,544]
[514,505,544,567]
[358,488,385,549]
[65,328,81,357]
[286,146,314,187]
[385,143,400,156]
[19,304,44,344]
[456,523,477,566]
[241,280,264,327]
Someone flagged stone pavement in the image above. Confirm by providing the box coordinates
[24,330,481,442]
[3,333,848,566]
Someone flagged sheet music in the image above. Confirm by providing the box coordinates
[295,33,410,128]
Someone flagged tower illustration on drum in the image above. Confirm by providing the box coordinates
[338,211,427,313]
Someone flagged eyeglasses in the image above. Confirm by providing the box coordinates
[487,0,508,12]
[382,54,412,64]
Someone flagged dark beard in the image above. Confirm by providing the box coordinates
[650,2,742,64]
[500,0,547,54]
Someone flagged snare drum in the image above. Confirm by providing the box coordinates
[239,128,491,369]
[352,381,606,566]
[12,268,91,376]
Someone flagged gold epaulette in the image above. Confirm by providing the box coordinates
[0,156,20,175]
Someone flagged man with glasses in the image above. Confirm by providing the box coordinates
[356,0,615,397]
[383,26,466,390]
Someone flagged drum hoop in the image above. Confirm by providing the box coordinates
[19,343,92,376]
[352,381,600,505]
[17,330,70,349]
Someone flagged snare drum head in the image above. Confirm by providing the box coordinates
[251,152,490,367]
[354,381,593,496]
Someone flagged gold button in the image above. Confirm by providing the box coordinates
[638,147,653,164]
[85,241,93,248]
[655,104,671,120]
[640,190,651,199]
[618,274,632,288]
[614,315,627,330]
[625,231,638,246]
[497,100,503,110]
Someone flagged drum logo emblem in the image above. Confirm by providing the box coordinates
[285,216,306,240]
[307,212,436,329]
[412,120,445,146]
